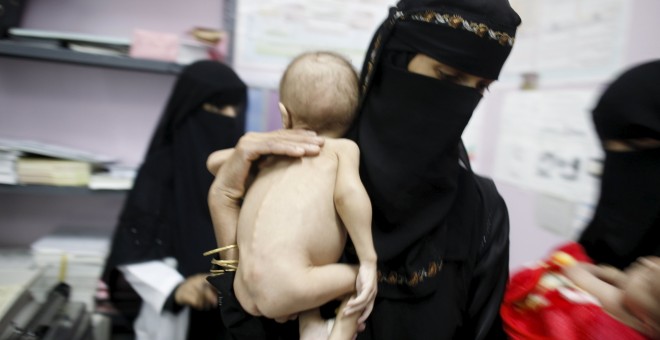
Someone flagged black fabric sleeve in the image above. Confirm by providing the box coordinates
[205,271,299,339]
[460,178,510,340]
[206,272,270,339]
[162,283,185,314]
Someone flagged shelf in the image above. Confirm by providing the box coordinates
[0,40,183,75]
[0,184,128,196]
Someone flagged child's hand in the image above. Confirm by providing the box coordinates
[344,262,377,323]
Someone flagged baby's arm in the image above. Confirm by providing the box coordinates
[562,263,623,304]
[333,140,377,323]
[562,263,643,330]
[587,263,628,288]
[207,150,242,262]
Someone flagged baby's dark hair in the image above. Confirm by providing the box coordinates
[279,51,359,135]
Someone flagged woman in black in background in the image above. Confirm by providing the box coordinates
[578,60,660,270]
[102,60,247,340]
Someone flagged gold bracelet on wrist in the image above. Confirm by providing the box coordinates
[203,244,238,257]
[209,259,239,276]
[204,245,239,276]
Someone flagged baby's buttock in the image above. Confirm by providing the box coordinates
[234,228,345,317]
[240,216,347,276]
[233,155,347,315]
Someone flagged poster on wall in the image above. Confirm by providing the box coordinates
[232,0,397,89]
[503,0,632,85]
[492,89,604,205]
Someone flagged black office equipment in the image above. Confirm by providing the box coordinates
[0,0,27,38]
[0,282,93,340]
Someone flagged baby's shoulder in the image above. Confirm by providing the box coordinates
[321,139,360,164]
[324,138,359,153]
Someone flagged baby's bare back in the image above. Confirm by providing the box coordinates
[238,142,346,268]
[234,141,348,313]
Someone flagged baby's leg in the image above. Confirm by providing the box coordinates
[261,263,358,318]
[295,263,358,310]
[329,295,359,340]
[299,308,330,340]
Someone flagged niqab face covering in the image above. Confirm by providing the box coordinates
[346,0,520,299]
[579,60,660,269]
[358,57,482,261]
[172,109,241,276]
[582,147,660,269]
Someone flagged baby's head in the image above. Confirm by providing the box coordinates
[279,51,359,137]
[622,256,660,337]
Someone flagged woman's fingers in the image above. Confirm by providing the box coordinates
[204,284,218,309]
[236,130,324,161]
[211,130,322,200]
[175,274,219,310]
[357,300,374,324]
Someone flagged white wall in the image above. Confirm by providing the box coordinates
[487,0,660,269]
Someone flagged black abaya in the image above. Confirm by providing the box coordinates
[102,60,247,339]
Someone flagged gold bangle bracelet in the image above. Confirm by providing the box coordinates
[203,244,238,256]
[205,245,239,276]
[209,259,239,276]
[211,259,238,269]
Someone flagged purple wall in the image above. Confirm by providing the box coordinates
[0,0,222,245]
[20,0,222,38]
[0,59,172,167]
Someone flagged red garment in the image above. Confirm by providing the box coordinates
[501,242,649,340]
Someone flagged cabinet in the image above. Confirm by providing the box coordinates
[0,2,224,339]
[0,0,224,249]
[0,40,181,247]
[0,39,183,74]
[0,184,126,246]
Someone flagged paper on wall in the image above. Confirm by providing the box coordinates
[493,89,603,205]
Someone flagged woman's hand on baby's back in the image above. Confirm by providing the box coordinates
[212,129,324,201]
[235,129,324,162]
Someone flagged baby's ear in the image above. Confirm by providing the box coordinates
[279,102,292,129]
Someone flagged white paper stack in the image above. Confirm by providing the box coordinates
[0,140,23,184]
[0,138,115,164]
[0,148,21,185]
[0,138,117,188]
[16,158,93,187]
[30,227,112,311]
[88,164,137,190]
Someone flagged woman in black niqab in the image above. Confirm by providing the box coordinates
[578,60,660,270]
[202,0,521,338]
[102,60,247,340]
[339,0,520,338]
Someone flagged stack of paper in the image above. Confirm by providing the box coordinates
[8,28,131,57]
[0,148,21,185]
[0,138,115,164]
[88,164,137,190]
[31,227,112,311]
[0,138,117,188]
[17,158,92,187]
